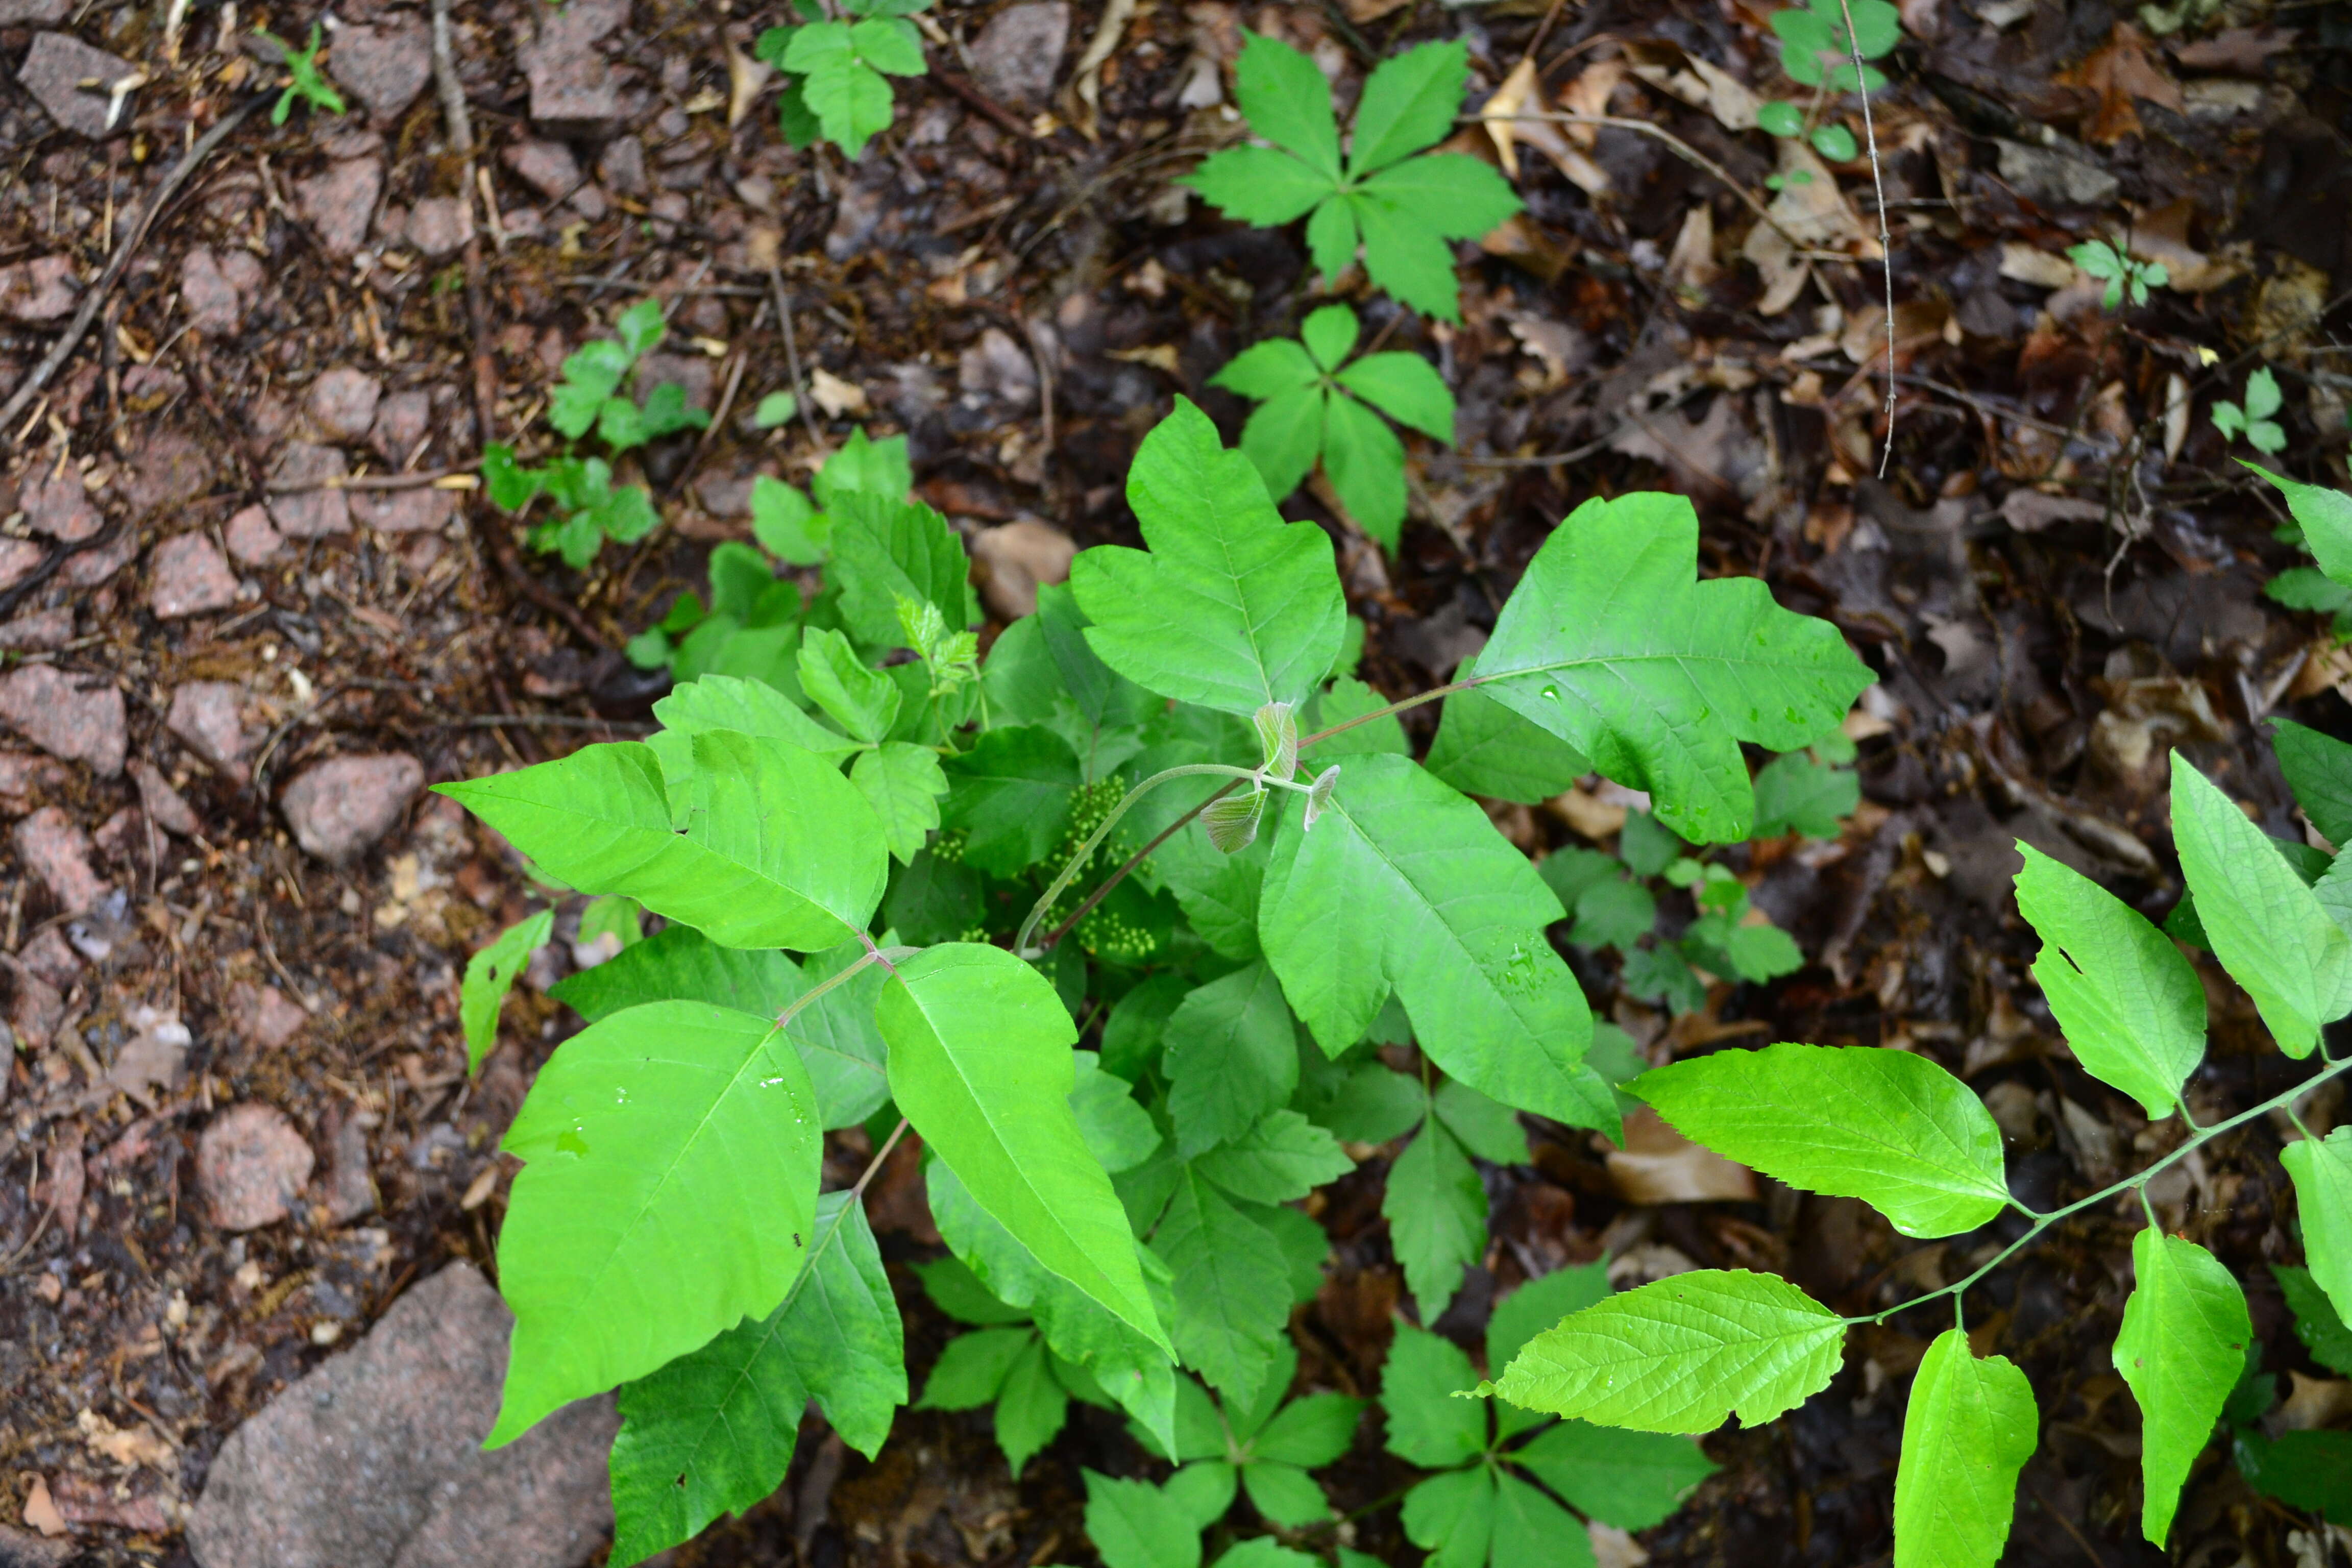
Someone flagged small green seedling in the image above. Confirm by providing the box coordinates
[1756,99,1857,164]
[1770,0,1902,92]
[483,299,710,568]
[1185,34,1522,323]
[262,23,347,125]
[751,391,799,430]
[2068,238,2169,310]
[1209,303,1454,549]
[754,0,933,160]
[2214,366,2287,455]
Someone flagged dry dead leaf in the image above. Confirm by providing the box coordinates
[1743,219,1809,318]
[1664,204,1720,290]
[807,367,868,418]
[725,37,773,130]
[1606,1107,1759,1204]
[78,1410,174,1471]
[1558,60,1625,149]
[21,1476,67,1538]
[2280,1372,2352,1431]
[1589,1522,1650,1568]
[2064,22,2182,143]
[1998,243,2079,290]
[1681,55,1759,131]
[1482,56,1539,178]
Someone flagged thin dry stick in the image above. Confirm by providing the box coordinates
[1834,0,1897,475]
[768,264,829,452]
[1496,111,1810,255]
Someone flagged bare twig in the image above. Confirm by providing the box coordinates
[1480,111,1812,255]
[768,265,828,452]
[1835,0,1897,474]
[0,94,266,448]
[264,465,479,494]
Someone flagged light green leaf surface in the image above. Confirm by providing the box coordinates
[1434,1080,1530,1166]
[1425,670,1593,804]
[880,944,1167,1351]
[1384,1320,1487,1466]
[2274,1263,2352,1375]
[851,741,947,866]
[1891,1329,2036,1568]
[1629,1043,2010,1239]
[1320,390,1409,549]
[461,910,551,1073]
[1083,1470,1202,1568]
[1071,399,1346,716]
[1192,1109,1352,1203]
[2272,718,2352,847]
[2170,755,2352,1057]
[1164,962,1302,1158]
[1239,1458,1328,1526]
[1255,1390,1365,1467]
[1512,1420,1717,1531]
[918,1326,1032,1408]
[1336,352,1453,444]
[549,922,799,1022]
[1488,1265,1611,1373]
[489,1001,823,1446]
[1384,1115,1486,1321]
[1401,1468,1494,1568]
[607,1192,901,1567]
[1232,30,1339,178]
[1492,1472,1597,1568]
[1152,818,1266,961]
[2113,1227,2251,1545]
[799,626,901,742]
[1071,1051,1163,1174]
[2014,843,2205,1118]
[1473,491,1873,843]
[994,1336,1070,1475]
[1156,1167,1292,1410]
[1259,754,1603,1129]
[1349,38,1470,176]
[2283,1128,2352,1329]
[1184,143,1331,225]
[1491,1269,1846,1434]
[940,724,1081,877]
[828,493,970,648]
[2246,462,2352,589]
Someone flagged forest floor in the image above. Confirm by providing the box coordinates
[1,0,2350,1565]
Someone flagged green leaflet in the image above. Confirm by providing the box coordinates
[1258,753,1612,1134]
[1152,816,1267,961]
[1487,1472,1594,1568]
[1424,669,1592,804]
[1490,1268,1846,1433]
[1155,1165,1293,1409]
[651,672,861,762]
[1191,1109,1352,1204]
[436,733,888,952]
[2275,1262,2352,1375]
[2245,462,2352,589]
[1164,962,1302,1158]
[1891,1329,2037,1568]
[607,1193,902,1567]
[2013,843,2206,1120]
[925,1158,1177,1452]
[1072,1051,1164,1174]
[2271,718,2352,847]
[800,625,902,742]
[1473,491,1874,843]
[460,910,550,1073]
[487,1001,824,1447]
[828,491,971,649]
[2113,1227,2251,1545]
[1084,1471,1202,1568]
[1749,750,1859,839]
[2170,755,2352,1058]
[1487,1265,1612,1373]
[1384,1114,1485,1321]
[2282,1127,2352,1327]
[1400,1467,1494,1568]
[787,942,892,1129]
[992,1336,1072,1475]
[1511,1420,1716,1531]
[918,1325,1035,1408]
[1383,1320,1487,1468]
[940,723,1081,877]
[1071,399,1346,717]
[851,741,948,865]
[1628,1043,2010,1239]
[878,944,1168,1353]
[2235,1429,2352,1526]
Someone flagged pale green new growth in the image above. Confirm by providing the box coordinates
[1892,1330,2037,1568]
[1629,1043,2011,1239]
[2113,1228,2251,1545]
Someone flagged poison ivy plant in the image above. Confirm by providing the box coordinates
[2068,238,2168,311]
[754,0,934,159]
[1209,303,1454,550]
[1477,735,2352,1564]
[1183,34,1522,323]
[483,299,710,568]
[437,398,1874,1564]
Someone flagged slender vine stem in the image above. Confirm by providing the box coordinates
[1855,1056,2352,1328]
[770,942,917,1034]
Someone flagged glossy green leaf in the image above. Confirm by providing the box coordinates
[1156,1166,1292,1409]
[1215,338,1322,400]
[1629,1043,2010,1239]
[1259,754,1606,1131]
[916,1255,1031,1327]
[1487,1265,1611,1373]
[880,944,1167,1352]
[2272,718,2352,847]
[2014,843,2206,1119]
[829,493,970,648]
[851,741,947,866]
[799,626,901,742]
[1512,1420,1716,1531]
[1352,157,1521,322]
[488,1000,824,1446]
[1300,303,1358,372]
[1185,143,1331,225]
[1490,1268,1846,1434]
[918,1327,1033,1407]
[2283,1127,2352,1328]
[1084,1470,1203,1568]
[1320,390,1409,549]
[1891,1329,2036,1568]
[1071,399,1346,716]
[1193,1109,1351,1204]
[939,724,1080,877]
[1383,1319,1487,1466]
[1425,673,1593,804]
[994,1335,1070,1475]
[1384,1115,1486,1321]
[1071,1051,1163,1174]
[1336,352,1453,444]
[607,1192,901,1567]
[2113,1227,2251,1545]
[1474,491,1874,843]
[2170,755,2352,1057]
[1401,1467,1493,1568]
[1164,962,1301,1158]
[2245,462,2352,589]
[461,911,551,1073]
[437,734,887,952]
[2276,1262,2352,1375]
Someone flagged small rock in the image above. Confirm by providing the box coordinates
[187,1263,618,1568]
[119,426,217,513]
[369,390,432,463]
[327,19,432,123]
[267,443,351,538]
[121,362,186,409]
[402,195,471,258]
[307,368,382,440]
[19,926,77,988]
[197,1103,314,1231]
[166,681,253,782]
[0,606,72,650]
[295,158,385,257]
[60,529,136,589]
[130,760,201,836]
[632,352,713,412]
[181,246,246,334]
[1994,138,2120,208]
[0,749,68,811]
[92,802,139,860]
[502,140,606,219]
[0,255,77,323]
[281,753,424,865]
[225,504,283,565]
[20,461,102,541]
[969,2,1069,109]
[8,964,62,1048]
[970,518,1077,620]
[521,0,626,134]
[15,806,108,913]
[229,980,309,1050]
[0,1522,72,1568]
[598,135,647,197]
[150,531,240,619]
[17,33,136,138]
[0,537,43,591]
[0,665,125,777]
[50,1473,170,1535]
[314,1107,376,1223]
[0,0,68,21]
[350,487,454,533]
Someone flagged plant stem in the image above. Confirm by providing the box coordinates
[1857,1056,2352,1327]
[1014,764,1271,958]
[770,942,918,1034]
[1297,678,1476,750]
